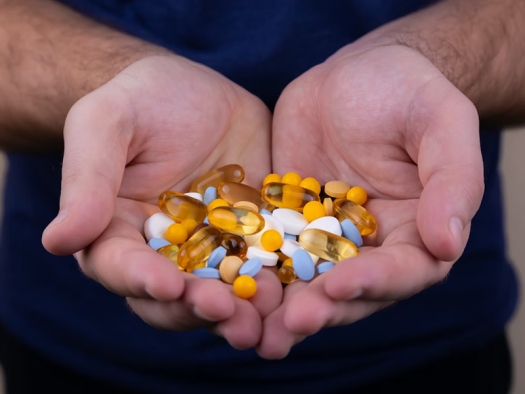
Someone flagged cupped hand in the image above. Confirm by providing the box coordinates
[258,44,484,358]
[42,55,282,349]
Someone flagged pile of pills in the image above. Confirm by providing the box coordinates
[144,164,377,299]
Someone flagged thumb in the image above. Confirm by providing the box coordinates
[42,86,132,255]
[415,83,484,262]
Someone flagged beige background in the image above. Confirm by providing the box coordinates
[0,129,524,392]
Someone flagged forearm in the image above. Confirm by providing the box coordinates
[360,0,525,126]
[0,0,169,151]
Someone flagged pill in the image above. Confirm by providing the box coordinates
[233,275,257,299]
[207,198,229,212]
[244,214,284,247]
[165,223,189,244]
[144,213,176,241]
[280,239,319,264]
[277,265,297,284]
[180,219,198,234]
[324,180,351,199]
[203,186,218,206]
[317,261,335,274]
[177,226,222,271]
[299,228,358,262]
[303,201,326,223]
[333,199,377,236]
[276,251,289,263]
[219,256,244,283]
[281,171,302,186]
[190,164,245,194]
[323,197,334,216]
[292,249,315,281]
[300,177,321,195]
[233,200,259,212]
[208,206,265,235]
[220,233,247,258]
[148,237,171,251]
[260,208,272,215]
[283,233,297,240]
[282,258,293,267]
[239,258,263,277]
[246,246,279,266]
[185,192,204,202]
[157,244,181,265]
[346,186,368,205]
[263,173,281,186]
[207,246,227,268]
[218,182,269,210]
[340,219,363,247]
[193,267,221,279]
[158,191,208,223]
[304,216,342,236]
[260,230,283,252]
[262,183,319,211]
[271,208,308,235]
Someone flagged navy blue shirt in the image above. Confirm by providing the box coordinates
[0,1,518,393]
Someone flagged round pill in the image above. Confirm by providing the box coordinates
[233,200,259,212]
[323,198,334,216]
[281,172,302,186]
[300,177,321,195]
[325,180,351,199]
[260,230,283,252]
[246,246,279,266]
[144,212,175,241]
[341,219,363,247]
[165,223,189,244]
[180,218,198,233]
[317,261,335,274]
[239,258,263,277]
[207,198,229,212]
[193,267,221,279]
[271,208,308,235]
[233,275,257,299]
[203,186,218,206]
[304,216,342,236]
[244,214,284,247]
[263,173,281,186]
[346,186,368,206]
[219,256,244,283]
[185,192,204,202]
[282,258,293,267]
[207,246,228,268]
[292,249,315,281]
[303,201,326,223]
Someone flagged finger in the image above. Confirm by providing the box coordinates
[248,268,284,318]
[42,84,133,255]
[409,79,484,261]
[325,222,453,302]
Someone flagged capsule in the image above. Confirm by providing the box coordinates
[158,191,208,223]
[177,226,222,272]
[333,199,377,236]
[217,182,270,211]
[277,265,297,284]
[298,228,358,262]
[157,244,180,266]
[190,164,245,195]
[261,182,319,211]
[208,206,265,236]
[221,233,247,258]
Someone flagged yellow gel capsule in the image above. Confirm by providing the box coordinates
[233,200,259,212]
[277,265,297,284]
[299,228,359,263]
[177,226,222,271]
[346,186,368,206]
[261,182,320,212]
[260,230,283,252]
[208,206,265,236]
[218,182,269,211]
[165,223,189,245]
[158,191,208,223]
[263,173,282,186]
[281,172,302,186]
[233,275,257,299]
[207,198,230,212]
[221,233,247,258]
[303,201,326,223]
[157,244,180,266]
[300,177,321,195]
[190,164,245,195]
[333,199,377,236]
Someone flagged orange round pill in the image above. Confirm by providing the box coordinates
[281,172,302,186]
[180,218,198,233]
[165,223,189,244]
[300,177,321,195]
[263,173,281,186]
[324,180,351,198]
[233,275,257,299]
[260,230,283,252]
[346,186,368,206]
[303,201,326,223]
[207,198,229,212]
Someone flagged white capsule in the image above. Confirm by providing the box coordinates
[304,216,342,236]
[246,246,279,266]
[144,213,175,241]
[271,208,308,235]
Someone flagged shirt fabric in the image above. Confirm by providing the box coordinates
[0,1,518,393]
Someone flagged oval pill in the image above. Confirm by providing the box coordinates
[207,246,227,268]
[246,246,279,266]
[317,261,335,274]
[271,208,308,235]
[177,226,222,271]
[261,183,319,211]
[323,197,334,216]
[193,267,221,279]
[158,191,208,224]
[219,256,244,283]
[304,216,342,236]
[190,164,245,194]
[185,192,204,202]
[218,182,269,210]
[208,206,265,235]
[333,199,377,236]
[292,249,315,281]
[203,186,218,206]
[340,219,363,247]
[233,200,259,212]
[239,258,263,277]
[324,180,351,199]
[299,228,358,262]
[147,237,171,251]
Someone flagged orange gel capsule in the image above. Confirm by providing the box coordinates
[299,228,358,262]
[217,182,270,210]
[190,164,245,195]
[261,182,320,211]
[208,206,265,236]
[221,233,248,258]
[157,244,180,266]
[158,191,208,223]
[177,226,222,272]
[333,199,377,236]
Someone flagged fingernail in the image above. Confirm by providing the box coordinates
[48,210,68,227]
[449,217,463,242]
